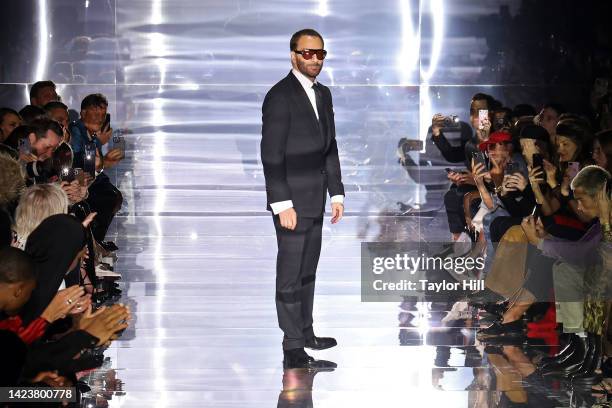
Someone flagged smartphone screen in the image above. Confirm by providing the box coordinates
[74,168,85,186]
[505,162,517,175]
[472,151,487,169]
[84,142,97,177]
[102,113,111,132]
[532,154,544,170]
[478,109,489,130]
[60,167,75,183]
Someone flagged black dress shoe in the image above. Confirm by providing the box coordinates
[283,348,337,370]
[538,334,579,370]
[541,335,588,376]
[538,333,576,368]
[305,336,337,350]
[571,334,602,384]
[477,320,525,343]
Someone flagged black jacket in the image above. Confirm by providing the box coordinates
[261,71,344,217]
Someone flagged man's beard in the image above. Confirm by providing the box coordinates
[298,59,322,78]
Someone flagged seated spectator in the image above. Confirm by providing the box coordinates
[69,94,123,246]
[476,165,610,344]
[12,184,69,249]
[29,80,59,108]
[18,105,46,125]
[44,101,70,143]
[432,93,497,240]
[487,124,547,242]
[0,108,21,143]
[0,246,130,389]
[19,117,63,163]
[19,214,88,325]
[535,102,565,146]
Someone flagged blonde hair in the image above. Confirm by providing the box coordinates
[0,153,25,207]
[14,184,69,241]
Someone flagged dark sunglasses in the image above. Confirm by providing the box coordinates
[293,49,327,60]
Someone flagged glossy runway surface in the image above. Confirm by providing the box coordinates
[0,1,599,407]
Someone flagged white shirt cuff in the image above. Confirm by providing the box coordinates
[270,200,293,215]
[330,195,344,204]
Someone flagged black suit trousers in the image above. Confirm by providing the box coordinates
[273,214,323,350]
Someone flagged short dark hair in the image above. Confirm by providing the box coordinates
[80,93,108,111]
[43,101,68,113]
[0,247,35,284]
[29,80,56,101]
[29,117,63,141]
[0,108,21,125]
[571,165,611,197]
[471,93,497,110]
[18,105,46,125]
[290,29,324,51]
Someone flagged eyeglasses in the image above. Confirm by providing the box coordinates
[293,49,327,60]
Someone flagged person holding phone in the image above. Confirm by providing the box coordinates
[69,94,123,247]
[261,29,343,370]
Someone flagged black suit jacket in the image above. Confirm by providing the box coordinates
[261,71,344,218]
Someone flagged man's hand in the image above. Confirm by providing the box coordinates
[61,180,86,203]
[521,216,543,246]
[331,202,344,224]
[279,207,297,230]
[98,126,113,146]
[19,152,38,163]
[104,148,124,168]
[431,113,446,137]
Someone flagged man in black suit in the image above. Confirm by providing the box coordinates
[261,29,344,369]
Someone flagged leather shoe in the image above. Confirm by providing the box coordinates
[305,336,337,350]
[283,348,337,370]
[541,335,588,376]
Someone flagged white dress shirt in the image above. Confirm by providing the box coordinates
[269,69,344,215]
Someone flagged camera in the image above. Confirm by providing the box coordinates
[444,115,460,128]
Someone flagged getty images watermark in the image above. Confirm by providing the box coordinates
[361,242,486,301]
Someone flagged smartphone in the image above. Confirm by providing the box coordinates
[532,153,544,170]
[18,137,31,155]
[478,109,489,130]
[102,113,111,132]
[112,132,126,155]
[60,167,76,183]
[567,161,580,181]
[531,204,541,221]
[505,162,518,175]
[472,151,487,169]
[84,142,97,177]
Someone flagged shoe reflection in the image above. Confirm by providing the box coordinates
[277,365,336,408]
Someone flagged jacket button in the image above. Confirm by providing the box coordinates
[320,169,327,174]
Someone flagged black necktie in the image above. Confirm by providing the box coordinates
[312,82,328,141]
